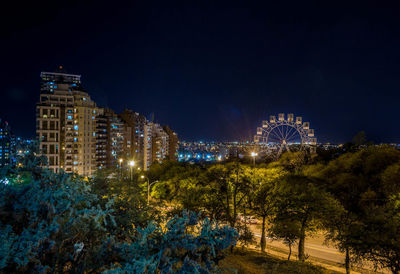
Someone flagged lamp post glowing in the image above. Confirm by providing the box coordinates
[119,159,123,177]
[129,160,135,180]
[251,152,258,166]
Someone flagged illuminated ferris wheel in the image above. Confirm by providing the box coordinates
[254,113,317,155]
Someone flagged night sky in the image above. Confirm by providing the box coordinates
[1,1,400,143]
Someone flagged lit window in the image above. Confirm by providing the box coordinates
[67,115,73,120]
[74,125,79,130]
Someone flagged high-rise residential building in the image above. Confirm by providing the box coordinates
[36,67,98,176]
[0,119,15,167]
[101,108,125,168]
[163,125,179,160]
[95,109,107,169]
[143,122,153,170]
[119,109,148,168]
[36,67,179,174]
[152,123,169,163]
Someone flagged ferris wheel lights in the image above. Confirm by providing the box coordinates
[254,113,317,155]
[262,120,268,128]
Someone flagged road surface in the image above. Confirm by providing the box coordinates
[249,223,389,273]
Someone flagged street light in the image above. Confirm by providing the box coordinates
[141,175,158,206]
[251,152,258,166]
[119,159,123,177]
[129,160,135,180]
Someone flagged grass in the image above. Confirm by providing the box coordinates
[217,248,332,274]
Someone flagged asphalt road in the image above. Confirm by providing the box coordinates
[253,232,344,263]
[250,224,389,273]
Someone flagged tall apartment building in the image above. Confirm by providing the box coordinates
[95,109,107,168]
[36,67,98,176]
[0,119,15,167]
[103,108,125,168]
[163,125,179,160]
[36,68,179,174]
[152,123,169,163]
[119,109,147,168]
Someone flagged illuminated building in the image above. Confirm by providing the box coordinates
[163,125,179,160]
[151,123,169,164]
[119,109,148,168]
[119,110,178,170]
[0,119,15,167]
[95,111,107,168]
[36,67,98,176]
[36,67,179,173]
[143,122,153,170]
[103,108,125,167]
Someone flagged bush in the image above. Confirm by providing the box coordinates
[0,153,238,273]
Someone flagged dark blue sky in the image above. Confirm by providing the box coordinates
[1,1,399,143]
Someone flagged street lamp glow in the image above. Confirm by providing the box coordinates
[119,158,123,163]
[129,160,135,167]
[141,175,145,179]
[251,152,258,166]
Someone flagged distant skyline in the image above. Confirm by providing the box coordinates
[1,1,400,143]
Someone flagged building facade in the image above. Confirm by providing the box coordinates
[36,68,178,174]
[163,125,179,160]
[0,119,15,167]
[119,109,147,168]
[36,68,98,176]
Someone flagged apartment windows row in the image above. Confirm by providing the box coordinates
[40,95,74,104]
[39,120,60,130]
[39,132,59,142]
[41,144,59,154]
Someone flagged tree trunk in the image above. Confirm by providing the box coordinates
[261,215,266,253]
[288,243,292,260]
[226,186,231,226]
[345,247,351,274]
[233,190,237,227]
[298,224,305,261]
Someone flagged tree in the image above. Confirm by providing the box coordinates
[104,212,238,273]
[271,175,342,262]
[0,152,239,273]
[317,146,400,273]
[352,131,367,146]
[0,156,115,272]
[91,168,160,239]
[269,218,299,260]
[252,166,286,253]
[204,162,252,228]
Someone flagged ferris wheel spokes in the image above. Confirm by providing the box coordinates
[254,113,317,155]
